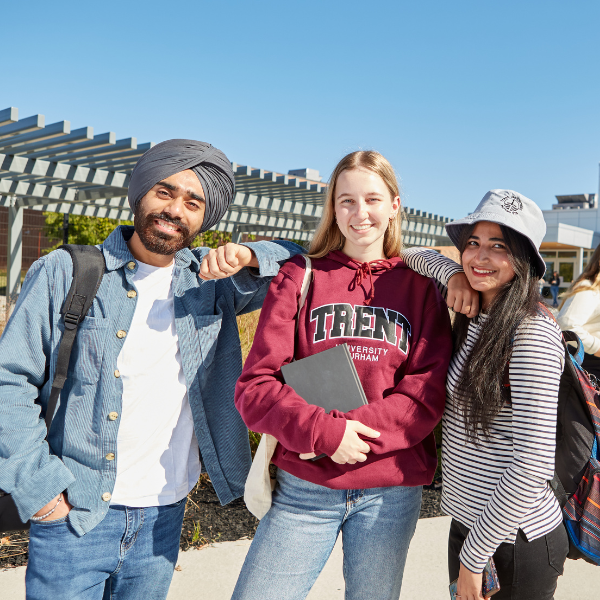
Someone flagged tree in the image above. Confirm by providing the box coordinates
[191,230,232,248]
[43,213,132,252]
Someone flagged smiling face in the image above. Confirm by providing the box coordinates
[131,169,206,262]
[461,221,516,309]
[334,167,400,262]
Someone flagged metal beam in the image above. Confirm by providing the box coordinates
[0,178,128,204]
[0,121,70,152]
[0,114,44,140]
[0,153,130,190]
[0,107,18,127]
[231,226,242,244]
[223,210,315,232]
[66,142,151,165]
[213,221,313,241]
[231,192,322,219]
[27,132,116,160]
[8,126,93,156]
[50,137,137,164]
[24,201,133,220]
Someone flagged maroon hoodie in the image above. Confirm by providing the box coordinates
[235,251,452,489]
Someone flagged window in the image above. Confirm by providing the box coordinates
[558,251,577,258]
[559,262,574,283]
[540,251,557,258]
[544,262,554,279]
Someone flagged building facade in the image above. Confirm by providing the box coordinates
[541,192,600,290]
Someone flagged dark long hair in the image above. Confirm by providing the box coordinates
[452,224,542,439]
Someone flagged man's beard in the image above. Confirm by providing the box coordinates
[134,205,200,255]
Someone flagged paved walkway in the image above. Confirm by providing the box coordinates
[2,516,598,598]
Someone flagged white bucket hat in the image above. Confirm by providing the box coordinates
[445,189,546,278]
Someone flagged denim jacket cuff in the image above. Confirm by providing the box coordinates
[231,241,303,294]
[12,457,76,522]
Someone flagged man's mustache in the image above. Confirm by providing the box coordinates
[146,213,190,236]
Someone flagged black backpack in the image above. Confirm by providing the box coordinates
[550,330,600,565]
[502,317,598,564]
[0,245,105,533]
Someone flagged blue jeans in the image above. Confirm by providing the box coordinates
[550,285,560,307]
[26,499,186,600]
[232,469,422,600]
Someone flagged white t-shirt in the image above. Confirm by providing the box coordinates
[110,260,201,507]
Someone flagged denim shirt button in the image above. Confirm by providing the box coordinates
[127,261,136,270]
[105,453,115,461]
[116,330,127,339]
[127,290,137,298]
[108,412,119,421]
[101,493,111,502]
[114,370,120,378]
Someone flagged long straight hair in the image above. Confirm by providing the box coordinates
[559,243,600,308]
[308,151,403,259]
[452,223,542,439]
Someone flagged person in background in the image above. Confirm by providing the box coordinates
[549,270,561,307]
[558,244,600,380]
[402,190,569,600]
[232,150,457,600]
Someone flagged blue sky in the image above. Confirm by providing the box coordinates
[2,1,599,218]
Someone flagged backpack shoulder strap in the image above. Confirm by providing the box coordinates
[44,245,106,431]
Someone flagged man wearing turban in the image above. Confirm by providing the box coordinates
[0,140,303,598]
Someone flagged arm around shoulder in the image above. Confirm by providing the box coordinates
[401,247,464,286]
[229,240,305,293]
[196,240,305,315]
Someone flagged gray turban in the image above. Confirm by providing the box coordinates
[128,139,235,232]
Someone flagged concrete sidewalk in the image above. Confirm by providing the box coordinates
[2,516,598,598]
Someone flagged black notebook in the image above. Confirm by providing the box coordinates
[281,343,368,413]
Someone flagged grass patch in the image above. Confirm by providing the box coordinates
[236,310,261,365]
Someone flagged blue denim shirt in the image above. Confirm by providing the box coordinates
[0,226,302,535]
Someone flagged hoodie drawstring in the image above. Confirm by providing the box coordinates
[353,260,390,305]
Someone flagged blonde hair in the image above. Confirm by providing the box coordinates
[559,243,600,308]
[308,151,402,259]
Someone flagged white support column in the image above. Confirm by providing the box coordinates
[575,246,584,280]
[232,226,242,244]
[6,197,24,318]
[597,162,600,209]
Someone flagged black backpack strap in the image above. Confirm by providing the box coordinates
[44,245,105,432]
[550,472,568,507]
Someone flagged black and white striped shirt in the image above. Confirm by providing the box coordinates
[402,248,564,572]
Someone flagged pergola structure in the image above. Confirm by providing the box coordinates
[0,106,452,306]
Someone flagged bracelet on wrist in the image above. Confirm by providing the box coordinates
[31,494,63,522]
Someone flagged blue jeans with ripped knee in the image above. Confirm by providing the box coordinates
[232,469,422,600]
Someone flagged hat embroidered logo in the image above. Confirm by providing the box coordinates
[500,193,523,214]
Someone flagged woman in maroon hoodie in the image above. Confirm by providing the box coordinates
[232,151,453,600]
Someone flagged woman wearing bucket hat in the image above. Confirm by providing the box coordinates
[402,190,569,600]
